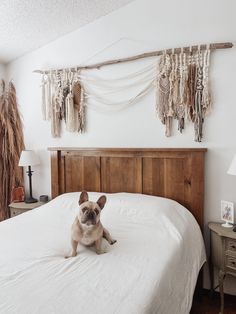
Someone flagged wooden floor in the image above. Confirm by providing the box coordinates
[191,291,236,314]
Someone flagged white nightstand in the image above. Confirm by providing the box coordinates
[208,222,236,314]
[9,201,43,218]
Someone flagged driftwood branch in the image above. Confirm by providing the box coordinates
[34,42,233,74]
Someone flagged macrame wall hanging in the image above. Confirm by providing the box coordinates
[35,42,233,142]
[41,71,85,137]
[156,46,211,141]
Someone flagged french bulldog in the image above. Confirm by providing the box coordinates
[66,191,116,258]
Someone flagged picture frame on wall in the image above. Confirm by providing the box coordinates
[221,200,234,227]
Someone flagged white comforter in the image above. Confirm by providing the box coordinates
[0,192,206,314]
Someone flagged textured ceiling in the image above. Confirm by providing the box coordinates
[0,0,134,63]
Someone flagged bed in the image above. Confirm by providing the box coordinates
[0,148,206,314]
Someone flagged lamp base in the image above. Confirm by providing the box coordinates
[25,197,38,204]
[221,221,232,228]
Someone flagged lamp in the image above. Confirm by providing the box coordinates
[18,150,40,203]
[227,154,236,176]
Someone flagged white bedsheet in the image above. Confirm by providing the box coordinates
[0,192,206,314]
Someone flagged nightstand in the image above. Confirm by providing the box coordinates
[9,201,43,218]
[208,222,236,314]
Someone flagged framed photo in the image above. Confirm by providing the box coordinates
[221,200,234,227]
[11,186,25,203]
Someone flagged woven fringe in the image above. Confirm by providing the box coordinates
[65,93,76,132]
[51,97,61,137]
[41,76,47,120]
[46,77,51,120]
[194,66,204,142]
[156,54,172,136]
[79,87,85,132]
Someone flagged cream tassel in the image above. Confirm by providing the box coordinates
[45,74,51,120]
[65,92,76,132]
[41,74,47,120]
[65,81,79,132]
[51,95,61,137]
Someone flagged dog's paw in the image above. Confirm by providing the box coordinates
[110,239,117,245]
[65,255,74,259]
[65,252,77,259]
[96,250,107,255]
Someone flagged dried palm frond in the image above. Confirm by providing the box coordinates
[0,81,25,220]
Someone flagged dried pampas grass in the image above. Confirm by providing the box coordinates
[0,80,25,220]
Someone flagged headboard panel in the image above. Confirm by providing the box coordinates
[49,148,206,229]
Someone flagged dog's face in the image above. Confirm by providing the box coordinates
[78,191,106,226]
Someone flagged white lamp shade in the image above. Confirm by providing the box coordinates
[227,154,236,175]
[18,150,40,167]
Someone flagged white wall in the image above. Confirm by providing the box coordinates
[6,0,236,292]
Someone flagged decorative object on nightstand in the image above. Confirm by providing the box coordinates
[39,195,49,203]
[220,200,234,228]
[11,186,25,202]
[9,201,43,218]
[208,222,236,314]
[18,150,40,203]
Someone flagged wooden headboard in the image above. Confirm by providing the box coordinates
[49,148,206,229]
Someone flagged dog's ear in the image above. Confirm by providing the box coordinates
[97,195,106,210]
[79,191,89,205]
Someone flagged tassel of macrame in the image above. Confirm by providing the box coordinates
[55,72,64,119]
[60,71,70,121]
[177,50,188,133]
[172,53,184,133]
[51,95,61,137]
[202,48,211,116]
[65,70,79,132]
[41,74,47,120]
[156,53,172,137]
[65,92,76,132]
[156,58,164,122]
[41,73,52,121]
[194,50,204,142]
[62,85,69,120]
[186,49,196,122]
[72,81,82,132]
[79,86,86,132]
[50,73,63,137]
[194,86,203,142]
[172,54,179,113]
[45,74,52,120]
[167,52,175,119]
